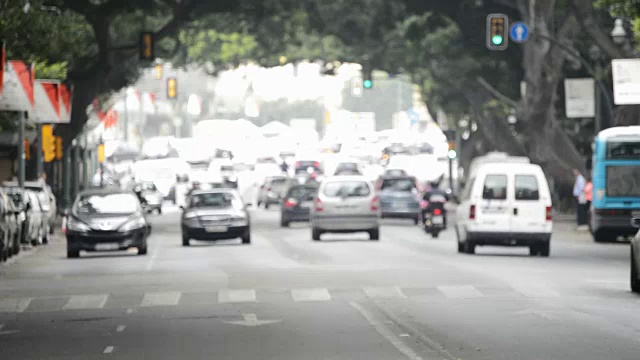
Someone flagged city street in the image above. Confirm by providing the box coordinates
[0,206,638,360]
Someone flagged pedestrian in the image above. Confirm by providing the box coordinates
[584,178,593,227]
[573,169,588,230]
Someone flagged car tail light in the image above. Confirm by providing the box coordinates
[61,216,67,235]
[433,208,442,215]
[284,198,298,208]
[546,206,552,221]
[315,198,324,212]
[420,200,428,209]
[469,205,476,220]
[371,196,379,212]
[267,187,272,192]
[313,161,320,168]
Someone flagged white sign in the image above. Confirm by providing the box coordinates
[34,80,60,123]
[0,61,34,113]
[612,59,640,105]
[564,78,595,118]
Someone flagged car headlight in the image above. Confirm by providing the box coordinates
[226,176,237,183]
[183,211,198,219]
[231,216,248,226]
[67,218,91,232]
[118,218,145,232]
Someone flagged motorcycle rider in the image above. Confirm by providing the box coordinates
[421,179,449,228]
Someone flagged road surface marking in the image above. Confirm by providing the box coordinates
[103,346,114,354]
[363,287,407,299]
[116,325,126,333]
[141,292,182,307]
[512,285,560,298]
[0,324,3,331]
[291,288,331,302]
[0,298,32,313]
[437,285,483,299]
[223,313,282,327]
[218,289,256,303]
[126,308,135,314]
[62,294,109,310]
[350,302,423,360]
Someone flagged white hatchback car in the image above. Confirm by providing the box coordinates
[311,176,380,241]
[456,162,553,256]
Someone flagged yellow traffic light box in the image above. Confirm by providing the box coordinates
[140,32,154,61]
[42,125,56,163]
[167,77,177,99]
[97,144,105,164]
[55,136,63,160]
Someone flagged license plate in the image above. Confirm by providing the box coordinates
[95,243,119,251]
[205,226,228,233]
[432,216,444,225]
[301,201,312,208]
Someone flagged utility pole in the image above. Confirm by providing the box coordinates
[36,124,43,176]
[18,111,25,188]
[124,90,129,142]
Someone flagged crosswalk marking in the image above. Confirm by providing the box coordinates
[218,289,256,303]
[0,298,32,313]
[291,288,332,302]
[141,292,182,307]
[62,294,109,310]
[363,287,407,299]
[437,285,483,299]
[512,285,560,298]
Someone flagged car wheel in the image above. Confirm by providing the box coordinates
[182,233,190,246]
[631,249,640,293]
[67,247,80,259]
[257,200,262,208]
[138,242,148,255]
[42,234,49,245]
[464,240,475,255]
[49,225,54,235]
[312,227,321,241]
[539,242,550,257]
[31,239,39,247]
[414,215,420,226]
[280,217,289,228]
[265,203,270,210]
[241,229,251,244]
[593,230,616,243]
[529,245,539,256]
[369,228,380,241]
[457,242,464,253]
[157,208,162,215]
[431,230,440,239]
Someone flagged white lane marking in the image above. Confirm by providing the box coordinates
[116,325,126,333]
[291,288,332,302]
[350,302,423,360]
[363,287,407,299]
[103,346,115,354]
[126,308,135,314]
[512,285,560,298]
[585,279,627,285]
[223,313,282,327]
[0,324,4,331]
[0,298,32,313]
[62,294,109,310]
[145,238,161,272]
[218,289,256,303]
[437,285,483,299]
[141,292,182,307]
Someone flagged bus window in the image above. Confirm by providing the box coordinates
[606,140,640,160]
[606,166,640,197]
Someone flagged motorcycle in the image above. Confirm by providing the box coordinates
[421,200,446,238]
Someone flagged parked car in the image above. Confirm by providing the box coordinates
[25,190,47,246]
[333,161,363,176]
[280,184,319,227]
[310,176,380,241]
[257,176,291,209]
[180,189,250,246]
[376,175,421,224]
[0,192,13,261]
[631,217,640,293]
[4,186,29,246]
[455,162,553,256]
[63,188,151,258]
[133,181,164,214]
[0,188,21,256]
[3,181,54,240]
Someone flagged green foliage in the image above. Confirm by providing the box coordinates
[34,61,67,80]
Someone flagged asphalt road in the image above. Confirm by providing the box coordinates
[0,205,639,359]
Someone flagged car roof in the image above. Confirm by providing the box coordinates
[322,175,371,182]
[78,188,134,197]
[474,162,543,175]
[379,175,416,180]
[190,188,237,196]
[3,181,44,189]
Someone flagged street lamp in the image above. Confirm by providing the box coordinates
[611,18,627,45]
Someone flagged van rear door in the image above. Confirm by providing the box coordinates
[510,174,546,234]
[477,174,510,233]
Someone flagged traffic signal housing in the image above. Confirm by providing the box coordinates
[167,77,177,99]
[24,139,30,160]
[486,14,509,51]
[140,32,154,61]
[363,67,373,89]
[42,125,56,163]
[55,136,63,160]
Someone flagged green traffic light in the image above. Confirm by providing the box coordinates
[448,150,457,159]
[491,35,503,45]
[363,79,373,89]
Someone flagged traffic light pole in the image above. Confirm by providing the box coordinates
[17,111,25,188]
[36,124,43,177]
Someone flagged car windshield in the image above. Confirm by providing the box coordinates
[288,186,318,200]
[323,181,370,197]
[380,178,416,192]
[190,192,237,208]
[74,193,139,215]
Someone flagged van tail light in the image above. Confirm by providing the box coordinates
[433,208,442,216]
[469,205,476,220]
[284,198,298,208]
[546,206,552,221]
[295,161,301,167]
[371,196,379,212]
[420,200,428,209]
[315,198,324,212]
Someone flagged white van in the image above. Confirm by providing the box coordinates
[456,162,552,256]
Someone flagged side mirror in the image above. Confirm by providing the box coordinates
[632,217,640,229]
[179,205,185,211]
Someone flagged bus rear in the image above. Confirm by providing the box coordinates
[591,126,640,242]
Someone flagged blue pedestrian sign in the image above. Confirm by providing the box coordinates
[510,22,529,43]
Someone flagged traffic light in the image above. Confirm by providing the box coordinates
[166,77,177,99]
[97,144,105,164]
[24,139,30,160]
[55,136,63,160]
[154,64,163,80]
[363,67,373,89]
[486,14,509,51]
[42,125,56,163]
[140,32,154,61]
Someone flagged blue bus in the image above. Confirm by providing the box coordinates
[590,126,640,242]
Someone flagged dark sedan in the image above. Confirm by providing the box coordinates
[181,189,250,246]
[376,175,422,224]
[64,189,151,258]
[280,184,318,227]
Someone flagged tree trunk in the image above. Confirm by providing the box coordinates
[614,105,640,126]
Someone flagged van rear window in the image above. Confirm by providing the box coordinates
[515,175,540,200]
[482,175,507,200]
